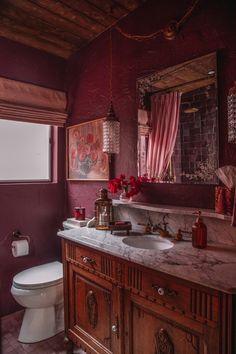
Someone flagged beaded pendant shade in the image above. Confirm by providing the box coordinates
[228,81,236,143]
[103,30,120,155]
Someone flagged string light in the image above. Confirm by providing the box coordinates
[115,0,200,41]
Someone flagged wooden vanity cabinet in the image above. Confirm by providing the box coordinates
[62,239,235,354]
[124,292,219,354]
[63,241,124,354]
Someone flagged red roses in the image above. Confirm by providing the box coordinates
[108,174,141,198]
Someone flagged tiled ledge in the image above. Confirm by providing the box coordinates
[112,199,231,221]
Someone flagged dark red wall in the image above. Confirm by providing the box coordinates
[66,0,236,217]
[0,38,66,316]
[1,0,235,318]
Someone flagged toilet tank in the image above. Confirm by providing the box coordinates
[62,218,88,230]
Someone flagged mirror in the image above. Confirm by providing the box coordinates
[137,52,219,184]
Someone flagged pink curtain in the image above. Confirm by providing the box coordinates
[147,91,182,179]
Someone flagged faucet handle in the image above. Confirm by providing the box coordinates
[162,215,169,229]
[174,229,183,241]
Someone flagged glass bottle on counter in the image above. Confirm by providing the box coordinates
[192,211,207,249]
[99,206,109,227]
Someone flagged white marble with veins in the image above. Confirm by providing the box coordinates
[58,227,236,294]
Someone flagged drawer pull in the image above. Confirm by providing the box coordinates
[81,256,96,266]
[152,285,177,297]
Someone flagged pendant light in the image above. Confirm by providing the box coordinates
[228,81,236,143]
[103,29,120,155]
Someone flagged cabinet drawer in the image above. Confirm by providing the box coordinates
[142,271,190,314]
[125,264,190,314]
[125,264,220,324]
[65,241,115,279]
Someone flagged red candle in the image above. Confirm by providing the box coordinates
[74,207,85,220]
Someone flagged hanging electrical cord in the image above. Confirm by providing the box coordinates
[115,0,200,41]
[103,28,120,155]
[109,28,113,102]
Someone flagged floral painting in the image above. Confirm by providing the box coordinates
[67,119,109,180]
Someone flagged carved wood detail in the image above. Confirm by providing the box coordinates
[221,293,234,354]
[101,256,112,277]
[86,290,98,329]
[103,291,111,305]
[66,243,76,261]
[116,262,123,282]
[190,288,217,322]
[186,333,199,352]
[128,266,143,291]
[155,328,174,354]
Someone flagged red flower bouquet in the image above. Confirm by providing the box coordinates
[108,174,141,198]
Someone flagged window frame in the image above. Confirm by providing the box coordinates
[0,121,54,184]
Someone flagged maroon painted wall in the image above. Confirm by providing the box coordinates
[66,0,236,217]
[0,38,66,316]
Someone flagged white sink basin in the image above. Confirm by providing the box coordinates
[122,235,173,250]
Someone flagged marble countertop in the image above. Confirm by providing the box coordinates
[58,227,236,294]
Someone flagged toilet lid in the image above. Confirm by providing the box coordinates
[13,261,63,290]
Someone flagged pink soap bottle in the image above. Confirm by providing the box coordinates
[192,211,207,249]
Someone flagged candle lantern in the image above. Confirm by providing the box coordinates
[95,188,113,230]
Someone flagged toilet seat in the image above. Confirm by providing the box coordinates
[13,261,63,290]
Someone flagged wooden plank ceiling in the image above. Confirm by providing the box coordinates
[152,53,216,94]
[0,0,146,59]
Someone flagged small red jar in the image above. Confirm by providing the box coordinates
[74,207,85,220]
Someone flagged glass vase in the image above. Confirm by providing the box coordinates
[119,190,129,202]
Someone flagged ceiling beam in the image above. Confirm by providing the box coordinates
[5,0,94,40]
[0,15,77,50]
[86,0,129,19]
[0,16,72,58]
[61,0,117,26]
[31,0,106,34]
[0,2,85,46]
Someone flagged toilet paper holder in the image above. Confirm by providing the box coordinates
[13,230,22,238]
[12,230,31,243]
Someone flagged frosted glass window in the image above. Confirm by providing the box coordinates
[0,120,51,181]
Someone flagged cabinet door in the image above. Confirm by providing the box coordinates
[67,263,123,354]
[125,293,205,354]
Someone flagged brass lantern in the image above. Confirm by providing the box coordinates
[95,188,113,230]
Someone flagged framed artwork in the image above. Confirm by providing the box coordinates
[66,118,109,181]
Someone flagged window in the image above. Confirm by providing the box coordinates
[0,120,51,181]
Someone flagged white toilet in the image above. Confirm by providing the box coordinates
[11,261,64,343]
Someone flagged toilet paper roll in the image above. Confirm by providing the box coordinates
[11,239,29,257]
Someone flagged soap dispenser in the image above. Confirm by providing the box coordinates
[192,211,207,249]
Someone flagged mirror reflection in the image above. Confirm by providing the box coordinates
[137,52,218,184]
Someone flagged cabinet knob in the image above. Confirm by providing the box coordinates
[111,324,118,333]
[111,315,119,337]
[158,287,165,296]
[152,285,177,297]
